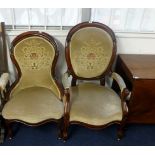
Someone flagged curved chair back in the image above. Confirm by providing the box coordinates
[10,31,62,99]
[65,22,116,79]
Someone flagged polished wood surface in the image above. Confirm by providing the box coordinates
[115,54,155,124]
[119,54,155,80]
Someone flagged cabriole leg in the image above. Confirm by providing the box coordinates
[62,116,69,142]
[5,120,13,140]
[117,118,127,141]
[0,117,5,143]
[58,117,63,140]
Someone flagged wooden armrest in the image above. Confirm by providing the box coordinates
[121,88,130,116]
[111,72,130,116]
[111,72,126,93]
[111,72,131,100]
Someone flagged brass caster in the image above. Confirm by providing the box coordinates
[58,132,63,140]
[117,130,124,141]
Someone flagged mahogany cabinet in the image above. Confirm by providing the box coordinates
[115,54,155,124]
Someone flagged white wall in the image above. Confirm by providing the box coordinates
[6,30,155,82]
[116,32,155,54]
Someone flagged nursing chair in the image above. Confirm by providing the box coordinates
[0,31,64,140]
[62,22,129,141]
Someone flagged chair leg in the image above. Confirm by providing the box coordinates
[58,118,63,140]
[117,118,127,141]
[0,117,5,143]
[0,126,5,143]
[62,125,68,142]
[5,120,13,140]
[62,117,69,142]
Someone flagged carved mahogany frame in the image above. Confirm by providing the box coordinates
[2,31,64,140]
[63,22,129,141]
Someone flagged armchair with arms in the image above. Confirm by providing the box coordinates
[62,22,130,141]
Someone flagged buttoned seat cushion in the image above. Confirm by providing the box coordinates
[2,87,64,124]
[70,83,122,126]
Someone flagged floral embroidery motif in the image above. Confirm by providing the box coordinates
[18,39,53,70]
[30,53,38,60]
[87,53,96,60]
[74,38,110,71]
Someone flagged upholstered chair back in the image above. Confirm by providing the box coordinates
[10,32,61,99]
[66,22,116,79]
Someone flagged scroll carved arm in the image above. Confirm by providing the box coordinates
[111,72,130,117]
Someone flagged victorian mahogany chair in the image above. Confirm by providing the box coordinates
[0,31,64,140]
[62,22,129,141]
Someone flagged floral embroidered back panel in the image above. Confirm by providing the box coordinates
[69,27,113,78]
[10,36,61,99]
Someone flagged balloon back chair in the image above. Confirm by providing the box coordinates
[0,31,64,140]
[62,22,130,141]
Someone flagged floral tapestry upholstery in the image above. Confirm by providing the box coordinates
[11,36,61,99]
[69,27,113,78]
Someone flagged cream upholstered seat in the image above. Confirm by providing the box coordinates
[70,83,122,126]
[2,87,63,124]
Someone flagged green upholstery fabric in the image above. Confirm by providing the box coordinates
[70,83,122,125]
[11,36,61,99]
[2,87,63,123]
[69,27,113,78]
